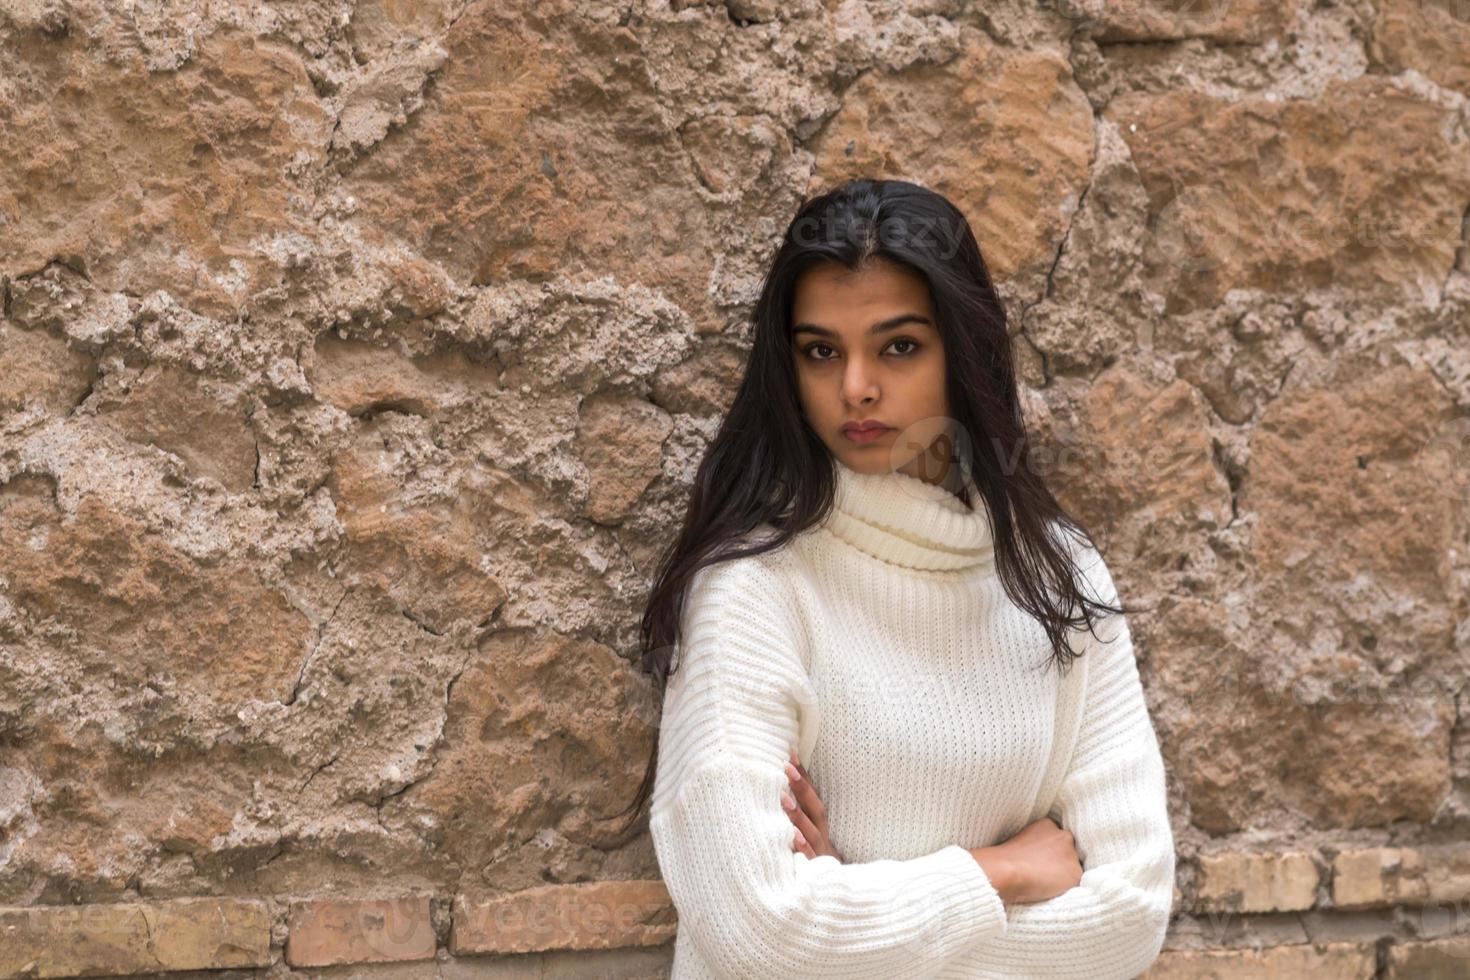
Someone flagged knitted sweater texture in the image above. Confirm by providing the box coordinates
[650,457,1175,979]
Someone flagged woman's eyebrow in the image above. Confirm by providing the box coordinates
[791,313,934,338]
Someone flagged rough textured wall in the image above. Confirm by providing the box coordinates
[0,0,1468,974]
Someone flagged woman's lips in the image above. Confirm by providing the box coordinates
[842,425,892,444]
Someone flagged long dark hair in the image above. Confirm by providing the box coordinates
[610,177,1129,840]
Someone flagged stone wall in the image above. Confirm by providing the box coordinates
[1,0,1467,976]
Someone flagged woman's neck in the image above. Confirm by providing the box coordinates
[821,456,995,573]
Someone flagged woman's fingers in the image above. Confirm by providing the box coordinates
[783,747,841,861]
[792,825,815,859]
[781,787,821,852]
[784,756,827,829]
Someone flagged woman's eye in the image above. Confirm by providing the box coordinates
[801,340,918,360]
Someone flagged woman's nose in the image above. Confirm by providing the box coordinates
[842,361,880,405]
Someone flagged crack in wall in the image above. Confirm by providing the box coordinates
[295,749,341,800]
[374,645,475,841]
[1210,436,1242,528]
[1447,198,1470,298]
[283,586,351,707]
[401,607,447,637]
[1015,172,1094,388]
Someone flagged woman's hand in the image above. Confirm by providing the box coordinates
[781,746,844,862]
[970,816,1082,905]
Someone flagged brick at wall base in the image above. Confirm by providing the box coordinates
[1333,844,1470,909]
[0,898,271,978]
[286,896,436,967]
[452,880,675,955]
[1385,936,1470,978]
[1143,941,1376,978]
[1195,851,1321,913]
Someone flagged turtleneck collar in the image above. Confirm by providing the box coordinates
[821,456,996,572]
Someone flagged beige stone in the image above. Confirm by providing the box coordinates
[0,322,96,415]
[1371,0,1470,97]
[1197,851,1319,912]
[98,363,257,491]
[0,477,310,705]
[328,420,508,633]
[1385,936,1470,979]
[287,895,437,966]
[462,279,696,395]
[1068,367,1231,530]
[309,333,498,417]
[451,880,674,955]
[1108,76,1470,314]
[1334,844,1470,909]
[145,792,238,858]
[1063,0,1300,43]
[809,28,1094,285]
[576,392,673,525]
[1335,847,1409,908]
[0,898,270,977]
[1156,646,1455,834]
[1144,942,1376,979]
[1166,362,1464,832]
[0,24,331,317]
[1422,844,1470,905]
[680,115,794,198]
[1245,363,1460,594]
[341,3,721,332]
[411,629,658,874]
[650,339,746,417]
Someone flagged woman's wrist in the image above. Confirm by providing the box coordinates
[968,845,1016,903]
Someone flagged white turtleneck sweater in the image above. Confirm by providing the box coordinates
[649,457,1175,979]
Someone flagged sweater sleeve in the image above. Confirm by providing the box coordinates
[649,551,1009,979]
[957,543,1176,979]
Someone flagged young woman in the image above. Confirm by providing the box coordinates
[617,178,1174,978]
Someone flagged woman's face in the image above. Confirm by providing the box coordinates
[790,258,956,486]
